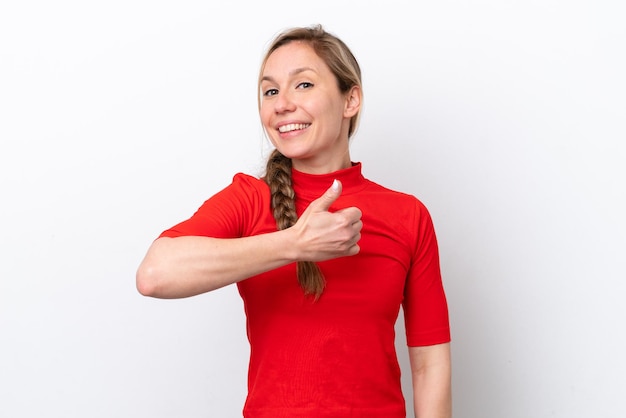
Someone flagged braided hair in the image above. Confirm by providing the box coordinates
[265,149,325,298]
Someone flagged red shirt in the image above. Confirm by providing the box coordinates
[160,163,450,417]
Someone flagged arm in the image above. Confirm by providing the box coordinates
[136,231,296,298]
[409,342,452,418]
[136,180,361,298]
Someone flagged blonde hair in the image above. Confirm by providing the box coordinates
[259,25,363,299]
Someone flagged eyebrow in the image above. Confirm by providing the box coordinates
[261,67,316,83]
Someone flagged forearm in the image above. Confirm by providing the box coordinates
[136,231,297,298]
[410,343,452,418]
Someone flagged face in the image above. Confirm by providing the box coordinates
[259,42,360,173]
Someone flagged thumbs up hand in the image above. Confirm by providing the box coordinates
[291,180,362,262]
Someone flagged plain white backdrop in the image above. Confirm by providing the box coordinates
[1,1,625,417]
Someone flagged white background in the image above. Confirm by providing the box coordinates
[1,1,625,417]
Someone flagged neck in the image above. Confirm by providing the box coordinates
[291,151,352,175]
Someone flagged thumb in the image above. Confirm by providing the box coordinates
[313,179,342,212]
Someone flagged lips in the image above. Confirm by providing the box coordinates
[278,123,311,133]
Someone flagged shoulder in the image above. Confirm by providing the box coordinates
[213,172,270,208]
[190,173,270,214]
[362,178,430,214]
[358,178,436,243]
[231,172,267,189]
[223,173,270,198]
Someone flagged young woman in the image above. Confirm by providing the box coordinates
[137,25,451,418]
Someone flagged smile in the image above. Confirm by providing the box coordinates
[278,123,310,133]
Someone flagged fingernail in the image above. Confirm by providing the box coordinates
[331,179,339,191]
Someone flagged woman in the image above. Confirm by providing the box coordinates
[137,24,451,418]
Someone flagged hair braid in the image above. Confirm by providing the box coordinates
[265,149,325,299]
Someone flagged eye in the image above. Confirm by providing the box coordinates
[263,88,279,97]
[297,82,314,89]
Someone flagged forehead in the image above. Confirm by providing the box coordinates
[262,41,328,77]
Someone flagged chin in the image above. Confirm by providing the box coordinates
[274,146,313,161]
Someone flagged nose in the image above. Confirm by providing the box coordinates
[274,91,296,113]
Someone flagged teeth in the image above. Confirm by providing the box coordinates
[278,123,310,133]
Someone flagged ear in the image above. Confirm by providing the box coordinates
[343,85,361,118]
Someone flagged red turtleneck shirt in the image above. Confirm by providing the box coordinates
[159,163,450,418]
